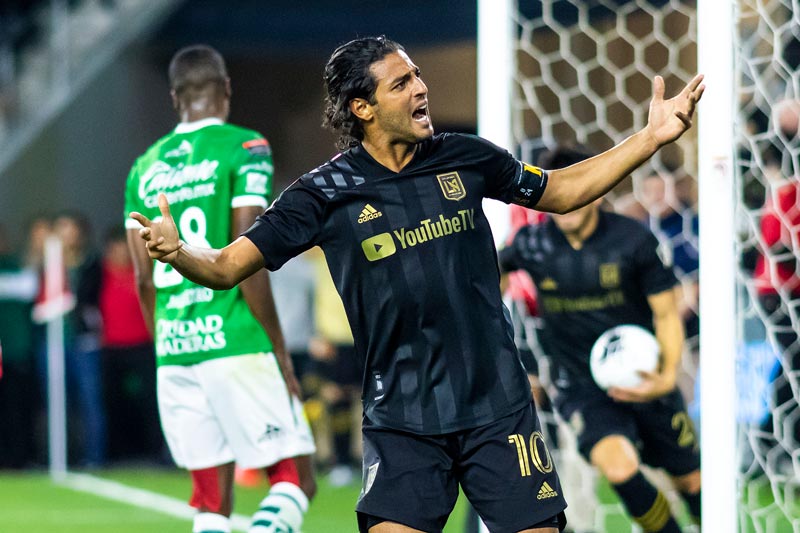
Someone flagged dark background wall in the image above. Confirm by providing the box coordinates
[0,0,478,249]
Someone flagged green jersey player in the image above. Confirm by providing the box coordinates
[124,45,315,533]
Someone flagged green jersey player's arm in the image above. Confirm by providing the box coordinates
[233,205,301,398]
[126,228,156,335]
[130,193,263,290]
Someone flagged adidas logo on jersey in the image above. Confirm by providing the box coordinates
[358,204,383,223]
[537,481,558,500]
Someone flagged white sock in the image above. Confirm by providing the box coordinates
[249,481,309,533]
[193,512,231,533]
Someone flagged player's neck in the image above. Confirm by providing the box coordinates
[179,110,227,124]
[177,99,228,124]
[561,209,600,250]
[360,137,417,173]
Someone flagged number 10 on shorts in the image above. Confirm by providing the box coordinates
[508,431,553,476]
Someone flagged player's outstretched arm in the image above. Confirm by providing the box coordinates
[536,74,705,214]
[129,193,264,290]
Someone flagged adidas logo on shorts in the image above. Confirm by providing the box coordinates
[358,204,383,223]
[537,481,558,500]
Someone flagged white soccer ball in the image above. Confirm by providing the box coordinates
[590,324,660,390]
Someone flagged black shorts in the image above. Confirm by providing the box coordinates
[557,387,700,476]
[356,402,567,533]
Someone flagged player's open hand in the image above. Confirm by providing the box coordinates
[129,193,182,263]
[644,74,705,147]
[607,368,676,403]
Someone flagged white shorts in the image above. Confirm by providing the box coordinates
[157,353,316,470]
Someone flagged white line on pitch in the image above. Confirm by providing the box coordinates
[57,472,252,531]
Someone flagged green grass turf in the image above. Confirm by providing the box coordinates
[0,470,188,533]
[1,467,795,532]
[0,467,469,533]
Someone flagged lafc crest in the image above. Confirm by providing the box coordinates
[599,263,620,288]
[437,172,466,201]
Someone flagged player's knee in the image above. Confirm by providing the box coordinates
[590,436,640,484]
[673,468,701,494]
[599,461,640,484]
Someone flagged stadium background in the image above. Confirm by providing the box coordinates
[0,0,479,248]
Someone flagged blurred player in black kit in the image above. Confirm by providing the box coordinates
[131,36,704,533]
[500,146,702,532]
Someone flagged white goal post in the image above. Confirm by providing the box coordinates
[696,1,737,530]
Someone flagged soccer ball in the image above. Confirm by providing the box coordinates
[589,324,660,390]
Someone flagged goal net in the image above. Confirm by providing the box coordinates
[492,1,799,531]
[735,1,800,531]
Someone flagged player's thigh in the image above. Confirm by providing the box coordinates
[157,365,233,469]
[197,353,316,469]
[558,391,638,463]
[634,390,700,476]
[459,402,567,533]
[356,418,459,533]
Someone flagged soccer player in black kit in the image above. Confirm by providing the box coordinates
[500,147,701,533]
[130,36,704,533]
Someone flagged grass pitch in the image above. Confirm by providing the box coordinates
[0,466,794,532]
[0,466,468,533]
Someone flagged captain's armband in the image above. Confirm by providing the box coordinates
[507,163,548,207]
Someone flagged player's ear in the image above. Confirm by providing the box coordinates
[224,78,232,99]
[350,97,373,123]
[170,89,179,112]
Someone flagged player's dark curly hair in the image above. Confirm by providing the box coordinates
[323,36,404,150]
[168,44,228,98]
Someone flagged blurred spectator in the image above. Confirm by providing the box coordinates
[773,98,800,141]
[614,191,648,223]
[24,214,51,270]
[754,168,800,307]
[271,251,319,397]
[754,98,800,444]
[98,225,161,463]
[640,172,699,279]
[34,211,107,467]
[0,222,40,468]
[308,247,360,486]
[675,174,698,210]
[640,172,700,341]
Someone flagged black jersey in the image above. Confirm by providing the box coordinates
[499,211,677,391]
[243,133,549,435]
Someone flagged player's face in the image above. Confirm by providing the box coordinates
[552,201,599,235]
[367,51,433,143]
